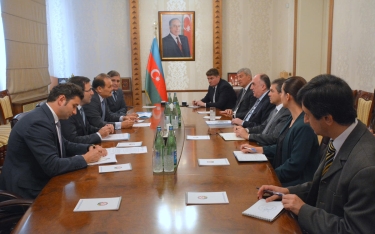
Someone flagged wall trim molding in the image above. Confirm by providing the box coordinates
[327,0,334,74]
[213,0,222,75]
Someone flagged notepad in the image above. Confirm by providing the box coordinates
[203,116,221,119]
[186,135,210,140]
[233,151,268,162]
[142,105,156,108]
[197,111,210,114]
[106,146,147,154]
[242,199,284,222]
[73,197,122,212]
[136,112,152,118]
[99,163,132,173]
[102,133,130,142]
[133,123,151,127]
[205,120,232,125]
[88,154,117,165]
[198,158,230,166]
[116,142,142,147]
[185,192,229,205]
[219,133,245,141]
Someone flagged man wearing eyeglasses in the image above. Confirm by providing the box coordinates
[193,68,237,110]
[60,76,114,144]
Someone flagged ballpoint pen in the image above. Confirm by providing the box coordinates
[244,147,256,152]
[256,187,284,197]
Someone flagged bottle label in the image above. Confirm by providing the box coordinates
[173,150,177,165]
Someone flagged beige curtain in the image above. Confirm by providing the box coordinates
[1,0,50,102]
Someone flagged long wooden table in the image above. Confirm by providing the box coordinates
[13,106,301,233]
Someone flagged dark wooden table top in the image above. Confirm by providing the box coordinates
[13,106,301,234]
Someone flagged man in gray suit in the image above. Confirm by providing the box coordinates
[257,74,375,233]
[221,68,257,119]
[234,78,290,145]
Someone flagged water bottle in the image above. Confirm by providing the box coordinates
[164,125,176,172]
[168,92,172,103]
[164,102,171,129]
[175,101,181,127]
[171,102,179,129]
[153,126,164,173]
[173,92,178,103]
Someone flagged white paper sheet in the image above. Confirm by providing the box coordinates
[185,192,229,204]
[101,133,130,142]
[142,106,156,108]
[205,120,232,125]
[88,154,117,166]
[198,158,230,166]
[116,142,142,147]
[197,111,210,114]
[186,135,210,140]
[233,151,268,162]
[133,123,151,127]
[99,163,132,173]
[203,116,221,119]
[73,197,122,212]
[219,133,245,141]
[106,146,148,154]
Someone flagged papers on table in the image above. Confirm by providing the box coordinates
[187,135,210,140]
[106,146,148,155]
[233,151,268,162]
[88,154,117,166]
[197,111,210,114]
[142,105,156,108]
[136,112,152,118]
[219,133,245,141]
[136,119,145,123]
[187,105,199,108]
[116,142,142,147]
[102,133,130,142]
[242,199,284,222]
[133,123,151,127]
[186,192,229,205]
[198,158,230,166]
[205,120,232,125]
[99,163,132,173]
[203,116,221,119]
[73,197,122,212]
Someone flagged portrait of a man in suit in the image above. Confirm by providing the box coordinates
[162,18,190,58]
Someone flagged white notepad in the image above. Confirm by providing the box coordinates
[133,123,151,127]
[205,120,232,125]
[233,151,268,162]
[116,142,142,147]
[88,154,117,166]
[219,133,245,141]
[186,135,210,140]
[99,163,132,173]
[185,192,229,204]
[73,197,122,212]
[242,199,284,222]
[136,112,152,118]
[197,111,210,114]
[106,146,147,154]
[198,158,230,166]
[142,106,156,108]
[203,116,221,119]
[102,133,130,142]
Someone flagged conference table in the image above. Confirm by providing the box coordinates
[14,106,301,233]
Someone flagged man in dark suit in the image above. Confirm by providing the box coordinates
[162,18,190,57]
[61,76,114,144]
[258,74,375,233]
[0,84,106,199]
[83,73,136,129]
[232,74,274,128]
[193,68,237,110]
[221,68,257,119]
[107,70,128,115]
[234,78,291,145]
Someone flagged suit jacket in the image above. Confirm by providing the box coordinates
[263,112,319,186]
[288,121,375,234]
[60,107,101,144]
[162,34,190,57]
[0,104,88,199]
[233,88,257,119]
[201,79,237,110]
[83,90,122,128]
[248,107,291,145]
[242,91,275,128]
[107,89,127,115]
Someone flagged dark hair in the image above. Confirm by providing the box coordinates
[297,74,356,125]
[259,74,271,89]
[47,83,83,102]
[92,73,110,89]
[282,76,306,106]
[206,68,219,77]
[68,76,91,90]
[271,78,286,93]
[107,70,120,77]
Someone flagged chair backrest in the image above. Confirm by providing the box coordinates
[354,89,375,126]
[11,111,32,129]
[0,90,14,124]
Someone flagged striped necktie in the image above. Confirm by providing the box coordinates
[113,91,117,102]
[80,108,86,126]
[243,98,261,121]
[212,86,217,103]
[322,140,336,176]
[101,100,106,121]
[55,121,63,157]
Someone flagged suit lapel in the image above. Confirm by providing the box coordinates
[41,104,64,158]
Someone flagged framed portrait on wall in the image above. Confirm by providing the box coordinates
[227,73,239,86]
[158,11,195,61]
[121,77,132,93]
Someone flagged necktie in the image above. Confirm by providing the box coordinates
[212,86,217,103]
[101,100,106,121]
[176,36,182,52]
[322,140,336,176]
[56,121,63,157]
[243,99,261,121]
[80,108,86,126]
[262,108,278,134]
[234,88,246,113]
[113,91,117,102]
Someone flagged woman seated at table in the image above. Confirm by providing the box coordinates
[240,76,319,186]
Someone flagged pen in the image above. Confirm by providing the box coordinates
[256,187,284,197]
[244,147,256,152]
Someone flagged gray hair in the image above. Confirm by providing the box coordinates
[237,68,252,77]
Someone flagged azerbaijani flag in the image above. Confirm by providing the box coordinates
[183,14,192,56]
[145,38,167,104]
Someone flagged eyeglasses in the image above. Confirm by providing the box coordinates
[84,88,93,92]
